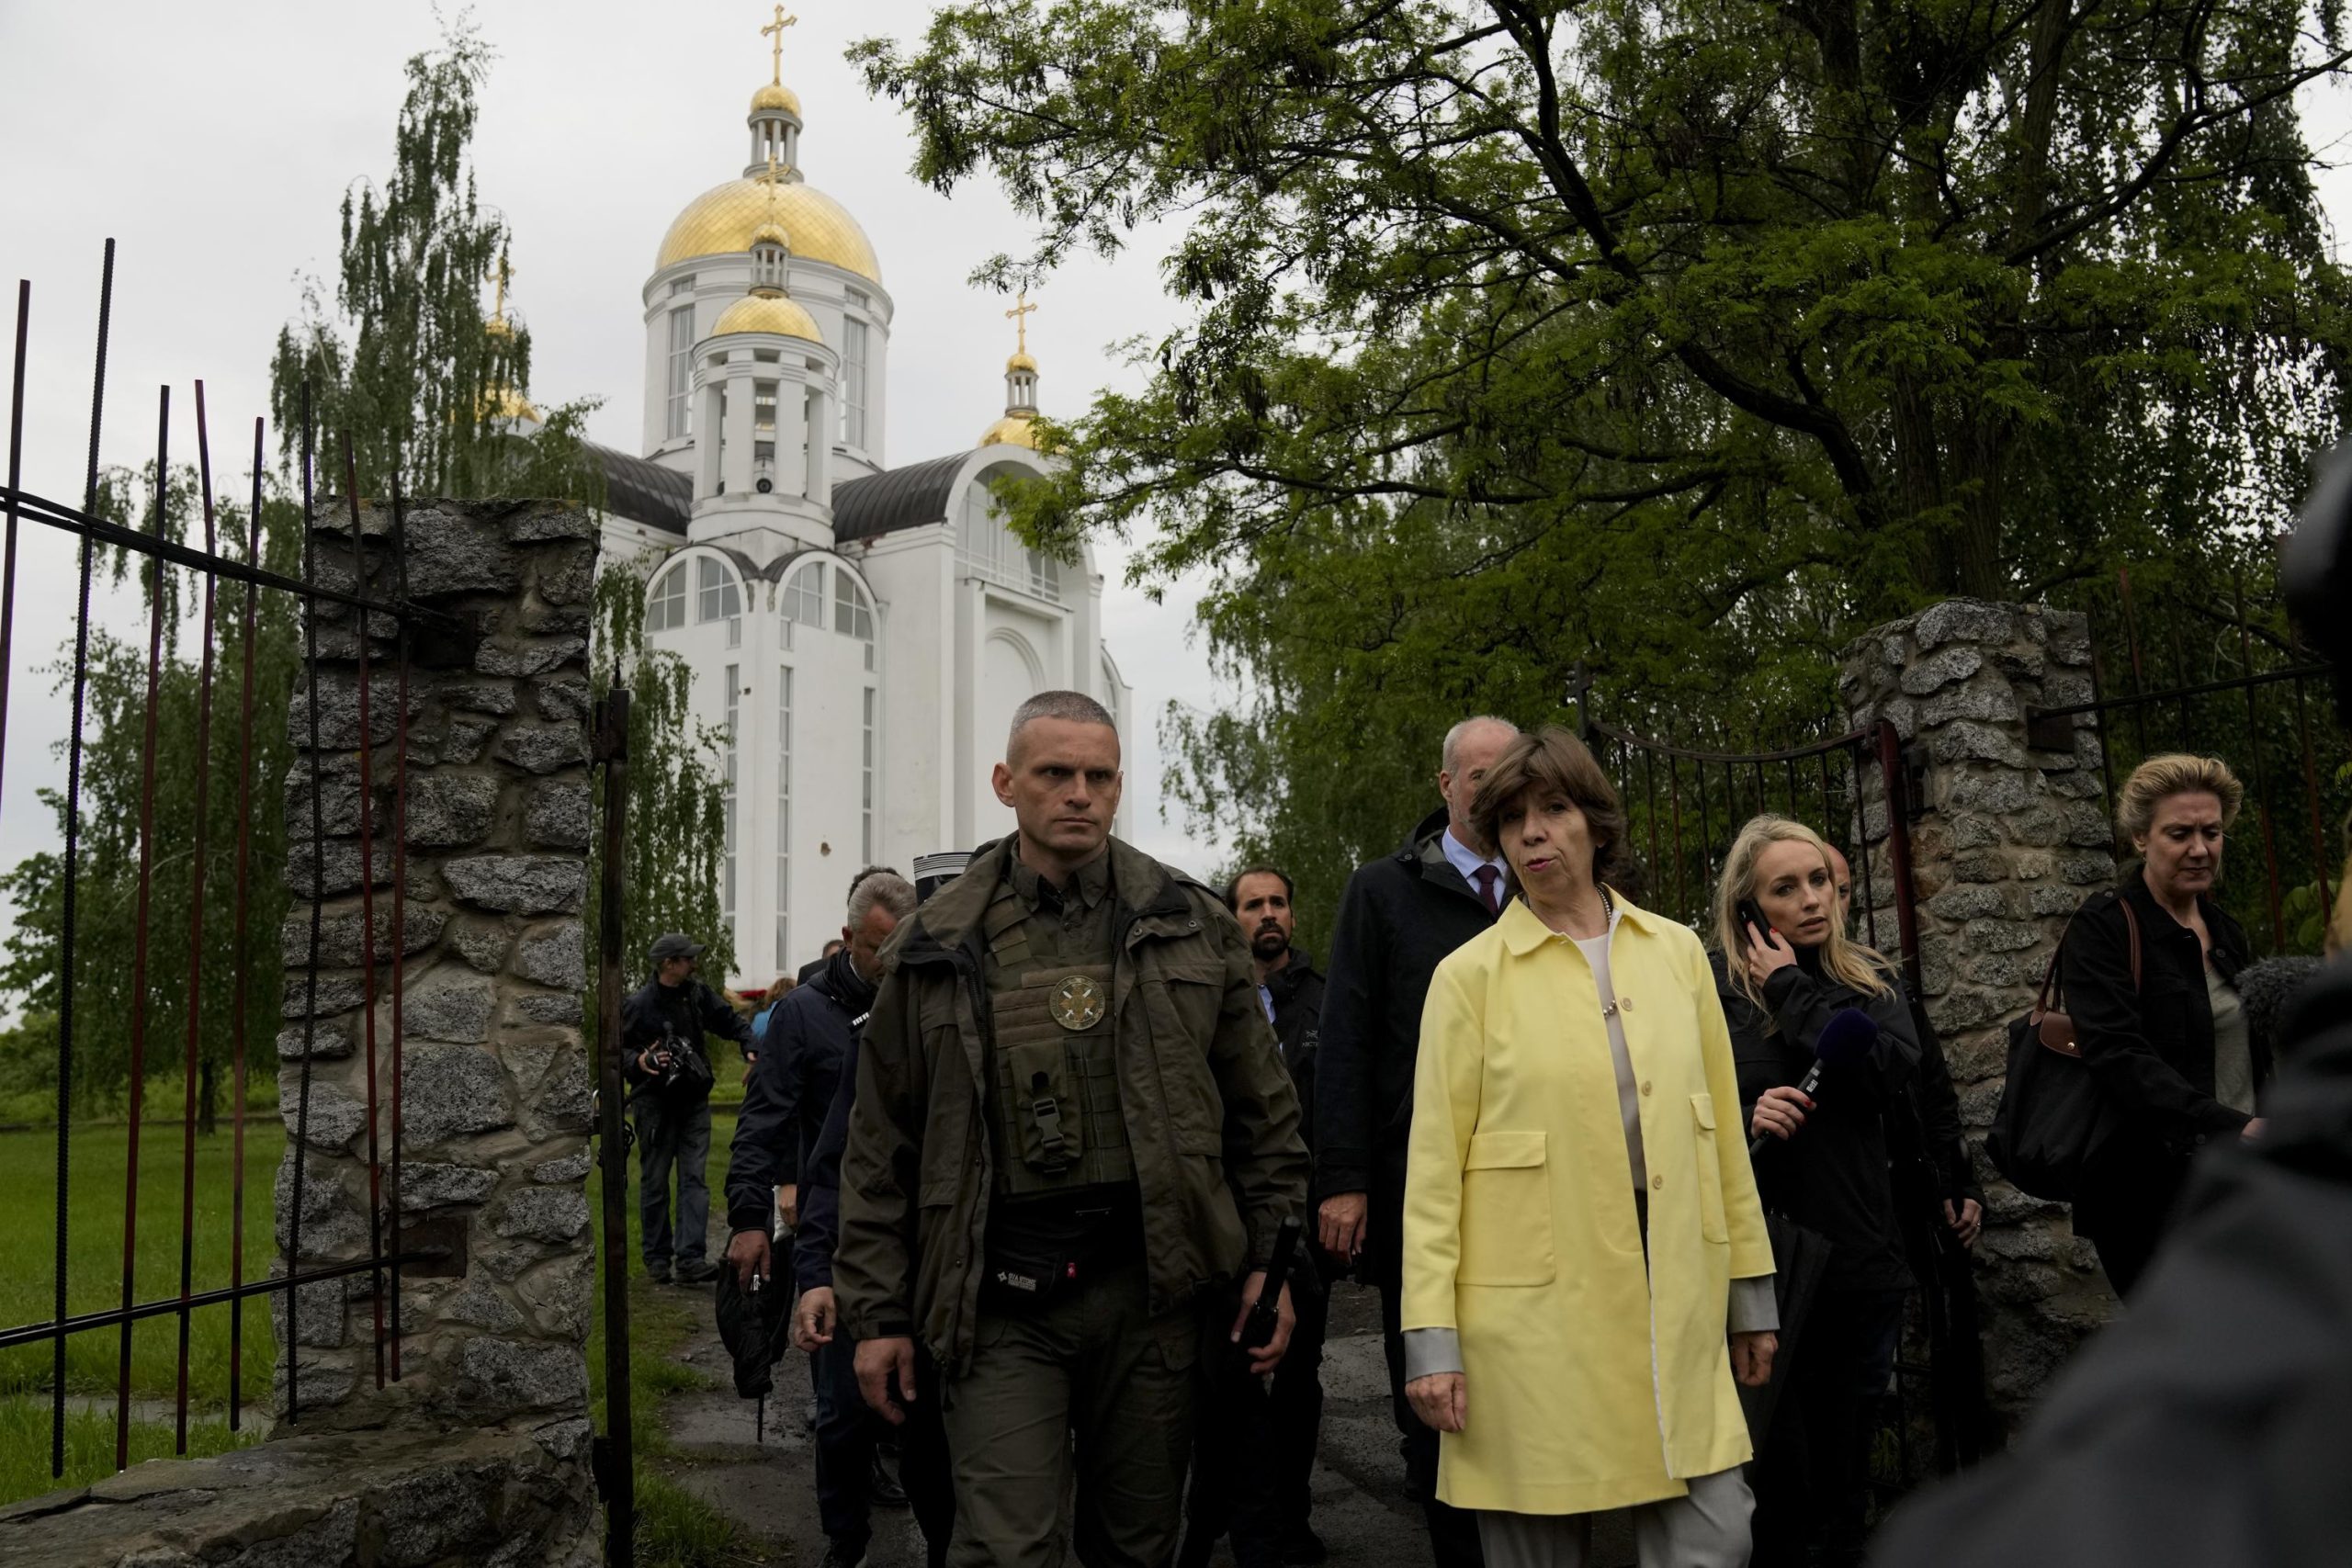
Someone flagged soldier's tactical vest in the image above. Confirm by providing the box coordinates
[983,897,1136,1203]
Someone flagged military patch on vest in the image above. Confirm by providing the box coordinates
[1049,974,1107,1032]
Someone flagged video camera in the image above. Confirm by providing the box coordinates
[2291,448,2352,723]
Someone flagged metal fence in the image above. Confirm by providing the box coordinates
[0,247,444,1481]
[2038,566,2346,955]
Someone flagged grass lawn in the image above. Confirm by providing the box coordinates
[0,1102,762,1565]
[0,1119,283,1505]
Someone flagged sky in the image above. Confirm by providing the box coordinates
[0,0,1245,903]
[5,2,2352,915]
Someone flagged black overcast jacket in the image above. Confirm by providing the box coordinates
[726,948,874,1233]
[1312,807,1498,1202]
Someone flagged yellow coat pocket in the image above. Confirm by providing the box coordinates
[1690,1094,1728,1243]
[1458,1130,1555,1286]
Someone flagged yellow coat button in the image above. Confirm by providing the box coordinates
[1651,1175,1666,1190]
[1640,1080,1653,1097]
[1619,996,1634,1012]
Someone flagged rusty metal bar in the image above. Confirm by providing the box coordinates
[0,480,455,626]
[388,471,412,1379]
[1696,758,1715,903]
[2233,576,2287,953]
[115,383,173,1472]
[594,680,638,1568]
[54,236,114,1479]
[1853,742,1883,954]
[343,439,390,1391]
[1,281,26,824]
[287,381,325,1420]
[172,384,224,1453]
[2120,566,2150,756]
[1588,716,1871,766]
[2293,675,2335,929]
[225,415,265,1432]
[2032,662,2334,719]
[0,1251,436,1351]
[1874,722,1923,990]
[1642,749,1661,898]
[1668,757,1688,924]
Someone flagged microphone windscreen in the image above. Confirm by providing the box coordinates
[1814,1007,1880,1066]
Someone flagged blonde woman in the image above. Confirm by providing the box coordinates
[1710,816,1920,1568]
[2061,754,2261,1298]
[1402,728,1777,1568]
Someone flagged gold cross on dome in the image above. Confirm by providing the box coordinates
[489,254,511,318]
[763,5,798,85]
[1006,291,1038,355]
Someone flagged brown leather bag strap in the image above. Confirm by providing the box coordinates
[2040,895,2144,1016]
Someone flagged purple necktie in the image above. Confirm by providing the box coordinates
[1474,863,1501,917]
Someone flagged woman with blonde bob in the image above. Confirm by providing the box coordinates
[2061,753,2262,1298]
[1711,816,1920,1568]
[1401,727,1778,1568]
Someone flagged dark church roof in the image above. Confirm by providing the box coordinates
[589,443,691,534]
[832,452,973,544]
[588,444,1002,546]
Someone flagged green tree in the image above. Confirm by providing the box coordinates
[0,466,303,1131]
[855,0,2352,929]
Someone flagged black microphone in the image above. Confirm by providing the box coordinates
[1749,1007,1880,1154]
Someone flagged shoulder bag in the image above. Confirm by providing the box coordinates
[1984,901,2141,1202]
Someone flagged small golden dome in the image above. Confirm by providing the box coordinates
[713,293,824,344]
[479,385,540,424]
[658,176,880,282]
[752,219,791,251]
[752,82,803,117]
[1006,350,1038,373]
[979,413,1039,450]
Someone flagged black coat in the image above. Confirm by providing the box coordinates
[1312,808,1498,1201]
[792,1034,860,1292]
[1719,948,1922,1295]
[726,949,875,1234]
[2061,875,2259,1240]
[619,976,753,1102]
[1264,948,1327,1154]
[1870,959,2352,1568]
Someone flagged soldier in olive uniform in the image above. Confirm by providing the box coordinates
[835,690,1310,1568]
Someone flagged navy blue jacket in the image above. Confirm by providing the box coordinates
[725,950,873,1234]
[791,1035,859,1292]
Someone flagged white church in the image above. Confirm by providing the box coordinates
[570,44,1132,987]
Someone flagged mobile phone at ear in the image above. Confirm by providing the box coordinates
[1736,898,1783,950]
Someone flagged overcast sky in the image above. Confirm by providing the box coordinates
[0,0,1244,903]
[5,2,2352,914]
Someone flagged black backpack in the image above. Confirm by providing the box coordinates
[1985,901,2141,1201]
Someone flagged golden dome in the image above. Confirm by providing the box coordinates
[712,293,824,343]
[658,177,880,282]
[479,385,540,424]
[979,413,1039,450]
[1006,350,1037,373]
[752,219,791,251]
[751,82,802,117]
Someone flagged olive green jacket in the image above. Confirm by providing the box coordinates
[833,835,1308,1377]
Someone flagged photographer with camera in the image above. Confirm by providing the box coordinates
[624,931,754,1285]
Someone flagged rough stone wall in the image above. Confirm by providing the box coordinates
[272,496,600,1438]
[1840,598,2120,1420]
[4,499,606,1564]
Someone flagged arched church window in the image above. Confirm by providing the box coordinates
[783,559,827,626]
[695,555,742,626]
[957,478,1063,603]
[833,570,876,671]
[648,560,688,632]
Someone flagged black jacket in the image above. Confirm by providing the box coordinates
[726,948,876,1233]
[792,1033,861,1292]
[1892,989,1984,1212]
[2062,874,2259,1237]
[1720,948,1922,1295]
[620,976,753,1102]
[1871,960,2352,1568]
[1264,948,1327,1154]
[1313,808,1498,1200]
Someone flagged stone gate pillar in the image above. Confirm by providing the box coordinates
[1840,599,2119,1418]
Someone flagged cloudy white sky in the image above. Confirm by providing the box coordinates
[0,0,1244,895]
[5,2,2352,905]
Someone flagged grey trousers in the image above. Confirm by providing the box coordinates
[941,1261,1199,1568]
[1476,1467,1754,1568]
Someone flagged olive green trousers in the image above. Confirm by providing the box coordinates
[942,1261,1201,1568]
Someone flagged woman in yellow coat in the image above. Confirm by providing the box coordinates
[1402,728,1779,1567]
